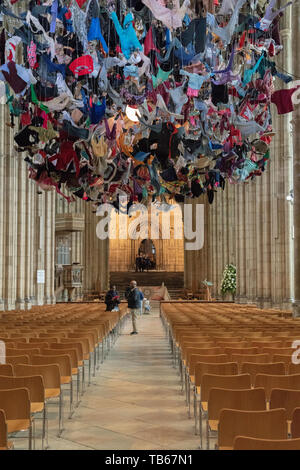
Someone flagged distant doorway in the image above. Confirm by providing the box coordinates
[139,239,156,270]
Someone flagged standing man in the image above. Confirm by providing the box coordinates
[125,280,140,335]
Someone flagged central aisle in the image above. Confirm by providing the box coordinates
[49,308,200,450]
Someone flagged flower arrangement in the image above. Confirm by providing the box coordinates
[221,264,237,296]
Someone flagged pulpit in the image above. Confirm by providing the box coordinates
[63,264,84,301]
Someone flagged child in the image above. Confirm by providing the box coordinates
[143,298,151,314]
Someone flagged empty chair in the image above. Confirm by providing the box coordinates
[48,342,84,395]
[0,364,13,377]
[32,354,73,418]
[273,354,293,371]
[0,409,13,450]
[53,341,85,393]
[241,363,286,386]
[0,388,33,450]
[15,342,49,350]
[14,364,63,437]
[254,374,300,401]
[42,347,81,406]
[5,355,30,366]
[250,341,284,350]
[291,408,300,438]
[289,363,300,375]
[6,348,40,359]
[207,388,266,449]
[218,408,287,450]
[262,347,294,356]
[270,389,300,432]
[0,375,46,449]
[197,374,251,447]
[225,348,258,360]
[232,354,271,371]
[233,436,300,450]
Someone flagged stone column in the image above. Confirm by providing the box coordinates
[292,1,300,315]
[16,158,26,309]
[44,191,55,304]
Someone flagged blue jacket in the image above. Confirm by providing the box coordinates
[126,287,141,309]
[110,12,142,60]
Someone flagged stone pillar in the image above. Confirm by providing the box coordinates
[84,205,109,294]
[16,158,26,309]
[292,2,300,315]
[44,191,55,304]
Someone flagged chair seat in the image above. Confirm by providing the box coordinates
[61,376,71,385]
[208,419,218,432]
[7,419,31,433]
[45,388,61,399]
[31,402,44,414]
[201,401,208,412]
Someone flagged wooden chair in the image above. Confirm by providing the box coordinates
[42,348,81,407]
[0,409,13,450]
[5,355,30,366]
[56,341,85,393]
[61,337,91,386]
[291,408,300,438]
[48,342,84,396]
[0,375,46,449]
[15,342,49,350]
[218,408,287,450]
[273,354,293,372]
[32,354,73,418]
[250,341,284,351]
[225,347,259,360]
[288,363,300,375]
[185,353,229,416]
[207,388,266,449]
[0,388,33,450]
[232,354,271,372]
[6,348,41,360]
[197,374,251,447]
[193,361,238,418]
[0,364,13,376]
[262,347,294,356]
[14,364,63,438]
[254,374,300,401]
[233,436,300,450]
[241,362,286,386]
[270,389,300,433]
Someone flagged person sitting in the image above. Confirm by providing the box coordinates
[143,298,151,314]
[105,285,120,311]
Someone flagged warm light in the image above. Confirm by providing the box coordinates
[125,105,141,122]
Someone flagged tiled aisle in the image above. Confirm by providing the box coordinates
[43,308,200,450]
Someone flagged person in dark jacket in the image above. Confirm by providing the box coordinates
[105,285,120,311]
[125,280,140,334]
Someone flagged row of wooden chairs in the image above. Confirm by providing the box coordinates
[160,301,300,450]
[0,303,129,449]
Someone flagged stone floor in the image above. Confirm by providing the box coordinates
[14,309,204,450]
